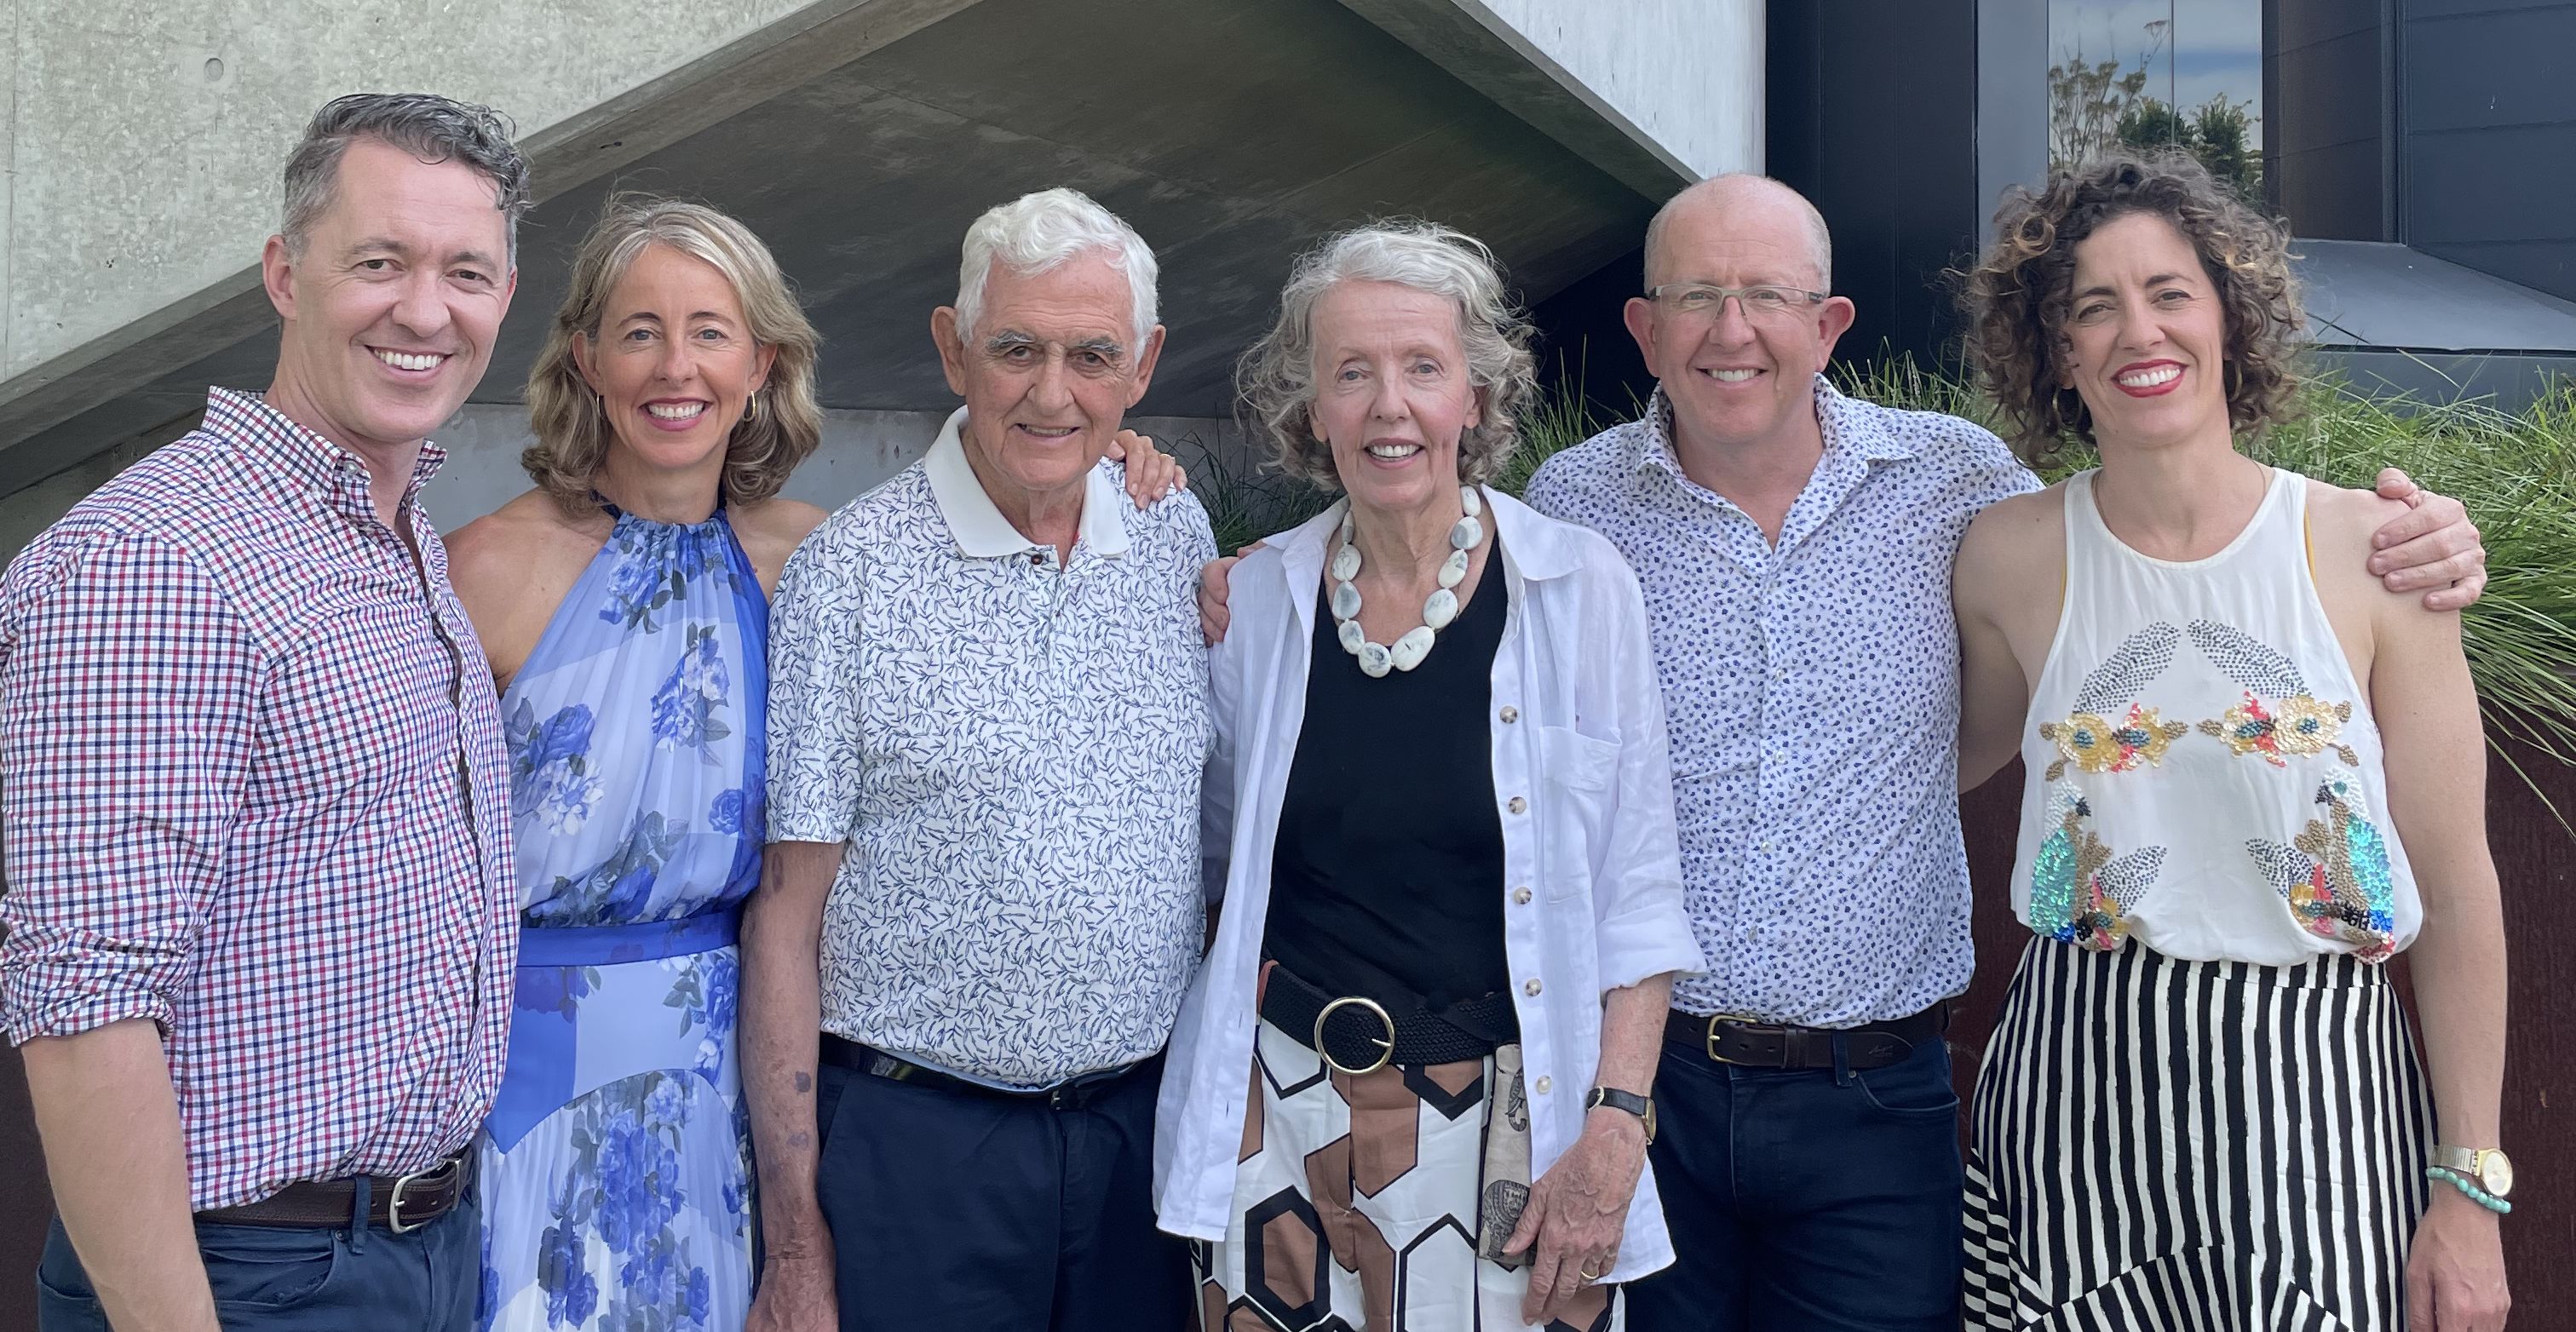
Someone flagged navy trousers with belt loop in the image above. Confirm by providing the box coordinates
[37,1192,480,1332]
[809,1051,1189,1331]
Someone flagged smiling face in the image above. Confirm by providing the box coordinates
[572,243,775,484]
[933,250,1163,509]
[262,136,515,457]
[1624,180,1854,459]
[2058,211,2234,453]
[1308,279,1481,519]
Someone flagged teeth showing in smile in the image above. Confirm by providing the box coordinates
[1366,443,1423,459]
[647,403,708,420]
[1705,369,1758,382]
[2118,365,2182,388]
[374,349,445,372]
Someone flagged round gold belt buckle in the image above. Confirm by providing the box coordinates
[1314,995,1397,1076]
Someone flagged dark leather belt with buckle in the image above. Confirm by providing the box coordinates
[1259,960,1517,1076]
[819,1035,1146,1110]
[195,1153,474,1233]
[1665,1002,1949,1071]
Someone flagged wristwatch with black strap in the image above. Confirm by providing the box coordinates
[1585,1086,1656,1144]
[2431,1145,2514,1199]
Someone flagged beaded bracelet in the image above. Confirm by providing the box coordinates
[2426,1166,2514,1214]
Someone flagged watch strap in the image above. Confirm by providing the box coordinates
[2430,1145,2480,1174]
[1586,1086,1653,1136]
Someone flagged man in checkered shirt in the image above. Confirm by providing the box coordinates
[0,95,527,1332]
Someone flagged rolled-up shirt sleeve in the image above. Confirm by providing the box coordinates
[764,529,863,844]
[0,531,256,1044]
[1588,555,1707,991]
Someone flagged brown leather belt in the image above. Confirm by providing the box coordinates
[195,1153,473,1233]
[1665,1002,1949,1071]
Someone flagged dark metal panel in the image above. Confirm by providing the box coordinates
[2401,6,2576,301]
[2402,7,2576,130]
[1766,0,1991,367]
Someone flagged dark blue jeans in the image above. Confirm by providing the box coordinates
[36,1193,480,1332]
[810,1054,1187,1332]
[1626,1031,1964,1332]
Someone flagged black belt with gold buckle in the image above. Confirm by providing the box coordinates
[1665,1003,1948,1071]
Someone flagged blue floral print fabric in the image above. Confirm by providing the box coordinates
[477,504,766,1332]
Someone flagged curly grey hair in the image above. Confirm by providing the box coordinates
[1239,221,1538,491]
[283,93,532,266]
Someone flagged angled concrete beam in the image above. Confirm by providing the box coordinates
[1332,0,1708,201]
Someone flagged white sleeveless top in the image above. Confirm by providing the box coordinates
[2010,468,2421,965]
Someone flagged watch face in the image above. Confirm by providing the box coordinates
[2480,1151,2514,1197]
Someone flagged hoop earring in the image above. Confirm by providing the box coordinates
[743,391,764,426]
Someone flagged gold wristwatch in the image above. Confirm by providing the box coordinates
[2431,1145,2514,1198]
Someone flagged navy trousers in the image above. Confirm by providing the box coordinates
[812,1054,1189,1331]
[1625,1032,1964,1332]
[36,1193,480,1332]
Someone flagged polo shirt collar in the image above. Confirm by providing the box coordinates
[923,407,1130,559]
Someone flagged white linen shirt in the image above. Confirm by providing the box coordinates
[1153,489,1705,1283]
[765,408,1216,1086]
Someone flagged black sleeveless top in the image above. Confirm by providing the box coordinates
[1263,564,1513,1015]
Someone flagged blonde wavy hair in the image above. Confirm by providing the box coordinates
[1238,221,1538,491]
[1960,152,2304,462]
[523,195,823,510]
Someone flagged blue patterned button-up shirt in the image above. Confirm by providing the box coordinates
[1522,378,2035,1026]
[766,409,1216,1085]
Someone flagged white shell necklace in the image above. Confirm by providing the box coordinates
[1330,485,1483,678]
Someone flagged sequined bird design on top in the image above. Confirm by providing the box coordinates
[2038,623,2191,782]
[2247,766,2399,962]
[2029,624,2176,946]
[2031,785,2170,949]
[2188,619,2360,767]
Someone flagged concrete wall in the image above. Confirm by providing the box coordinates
[1471,0,1762,181]
[3,0,821,382]
[0,407,1256,567]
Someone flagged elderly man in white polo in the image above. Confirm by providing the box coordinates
[739,187,1216,1332]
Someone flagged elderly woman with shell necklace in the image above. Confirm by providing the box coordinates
[1155,222,1701,1332]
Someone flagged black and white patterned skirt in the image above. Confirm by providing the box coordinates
[1963,937,2432,1329]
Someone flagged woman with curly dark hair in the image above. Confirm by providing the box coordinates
[1951,153,2511,1330]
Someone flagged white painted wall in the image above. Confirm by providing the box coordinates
[1476,0,1762,180]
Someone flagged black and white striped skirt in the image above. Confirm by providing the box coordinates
[1963,937,2432,1330]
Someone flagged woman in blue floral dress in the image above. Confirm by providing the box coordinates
[448,197,827,1332]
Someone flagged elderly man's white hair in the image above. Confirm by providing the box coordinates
[1642,173,1834,293]
[953,187,1160,351]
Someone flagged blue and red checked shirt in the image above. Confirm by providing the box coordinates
[0,388,515,1210]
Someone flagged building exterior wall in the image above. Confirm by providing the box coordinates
[1,0,819,382]
[2399,0,2576,302]
[1470,0,1762,180]
[0,408,1254,568]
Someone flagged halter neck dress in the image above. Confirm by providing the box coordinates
[474,500,767,1332]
